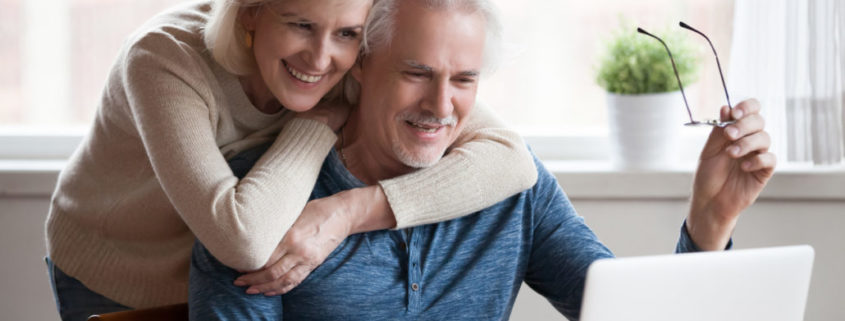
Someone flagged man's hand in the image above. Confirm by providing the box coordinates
[233,186,396,295]
[687,99,776,250]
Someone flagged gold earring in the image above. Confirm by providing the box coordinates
[244,31,253,49]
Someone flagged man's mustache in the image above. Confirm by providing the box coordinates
[396,111,457,126]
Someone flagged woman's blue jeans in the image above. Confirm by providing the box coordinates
[45,257,130,321]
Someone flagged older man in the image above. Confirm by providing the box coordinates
[189,0,774,320]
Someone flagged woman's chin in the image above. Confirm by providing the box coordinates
[278,96,322,112]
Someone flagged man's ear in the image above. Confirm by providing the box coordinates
[238,6,259,31]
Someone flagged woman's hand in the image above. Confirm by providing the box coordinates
[233,186,396,295]
[687,99,776,250]
[295,99,350,132]
[233,194,352,295]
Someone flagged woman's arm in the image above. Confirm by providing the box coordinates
[234,102,538,294]
[379,102,538,228]
[123,32,335,271]
[321,102,538,234]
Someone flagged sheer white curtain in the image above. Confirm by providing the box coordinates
[729,0,844,166]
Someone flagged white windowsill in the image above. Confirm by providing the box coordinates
[0,131,843,200]
[545,160,845,200]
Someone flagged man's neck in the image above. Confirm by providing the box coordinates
[338,112,416,185]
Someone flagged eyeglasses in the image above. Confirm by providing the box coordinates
[637,22,735,128]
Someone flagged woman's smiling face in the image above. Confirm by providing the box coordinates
[242,0,371,112]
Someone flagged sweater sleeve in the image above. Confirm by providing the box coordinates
[123,32,335,271]
[379,102,538,228]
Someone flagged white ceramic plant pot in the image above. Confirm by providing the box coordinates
[606,91,686,170]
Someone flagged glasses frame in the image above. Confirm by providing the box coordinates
[637,22,736,128]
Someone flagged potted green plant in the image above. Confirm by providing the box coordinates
[596,26,700,170]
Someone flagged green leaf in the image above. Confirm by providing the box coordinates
[595,22,701,95]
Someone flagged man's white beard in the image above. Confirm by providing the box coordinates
[391,140,443,168]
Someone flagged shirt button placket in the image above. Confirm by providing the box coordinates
[407,227,423,312]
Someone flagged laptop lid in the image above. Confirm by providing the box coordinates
[580,245,814,321]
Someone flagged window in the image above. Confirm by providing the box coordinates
[483,0,735,136]
[0,0,734,161]
[0,0,185,127]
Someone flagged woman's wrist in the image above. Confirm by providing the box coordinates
[341,185,396,234]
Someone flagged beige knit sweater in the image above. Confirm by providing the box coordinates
[45,1,537,309]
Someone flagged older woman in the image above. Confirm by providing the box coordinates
[44,0,536,320]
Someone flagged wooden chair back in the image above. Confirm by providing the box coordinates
[86,303,188,321]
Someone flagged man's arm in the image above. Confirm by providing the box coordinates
[676,220,732,253]
[521,155,614,320]
[522,153,735,320]
[189,241,283,321]
[686,99,775,250]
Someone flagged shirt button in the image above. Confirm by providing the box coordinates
[411,283,420,291]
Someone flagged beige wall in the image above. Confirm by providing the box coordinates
[1,197,58,321]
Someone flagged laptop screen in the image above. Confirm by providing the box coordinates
[580,245,814,321]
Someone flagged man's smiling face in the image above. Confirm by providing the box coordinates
[351,0,487,168]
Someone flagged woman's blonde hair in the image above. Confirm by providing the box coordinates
[204,0,273,76]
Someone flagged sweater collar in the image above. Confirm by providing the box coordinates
[209,55,286,130]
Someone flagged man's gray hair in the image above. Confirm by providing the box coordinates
[362,0,503,73]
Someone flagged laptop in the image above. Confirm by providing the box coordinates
[580,245,814,321]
